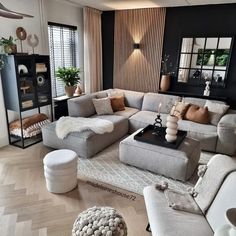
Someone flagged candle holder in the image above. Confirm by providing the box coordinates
[152,114,162,136]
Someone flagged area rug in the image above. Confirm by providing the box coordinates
[77,140,214,196]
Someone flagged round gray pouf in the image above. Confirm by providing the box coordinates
[43,149,78,193]
[72,206,127,236]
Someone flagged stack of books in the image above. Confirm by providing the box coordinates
[22,100,33,108]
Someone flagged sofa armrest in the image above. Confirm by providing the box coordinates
[216,114,236,155]
[67,94,96,117]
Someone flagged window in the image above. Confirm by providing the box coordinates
[48,22,77,97]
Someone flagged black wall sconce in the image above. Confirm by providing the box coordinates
[133,43,140,49]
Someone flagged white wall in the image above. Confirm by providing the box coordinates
[0,0,83,147]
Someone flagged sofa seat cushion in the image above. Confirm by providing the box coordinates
[114,107,139,118]
[143,185,213,236]
[129,111,168,133]
[42,115,128,158]
[178,119,217,152]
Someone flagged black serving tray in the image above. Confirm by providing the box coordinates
[134,125,187,149]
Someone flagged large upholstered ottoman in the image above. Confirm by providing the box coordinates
[43,149,78,193]
[42,115,128,158]
[119,130,200,181]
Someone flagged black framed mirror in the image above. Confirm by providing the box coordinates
[177,37,233,88]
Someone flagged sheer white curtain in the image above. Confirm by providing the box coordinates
[83,7,102,93]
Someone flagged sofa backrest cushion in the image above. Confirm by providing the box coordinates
[68,94,96,117]
[206,171,236,232]
[111,88,144,110]
[142,93,181,114]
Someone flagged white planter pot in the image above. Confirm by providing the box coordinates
[165,115,178,143]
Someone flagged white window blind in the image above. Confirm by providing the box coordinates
[48,22,77,97]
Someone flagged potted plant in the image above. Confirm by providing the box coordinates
[0,36,17,54]
[160,54,174,91]
[56,67,81,97]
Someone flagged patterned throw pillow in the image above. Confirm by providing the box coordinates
[110,96,125,112]
[184,105,210,124]
[92,97,113,115]
[170,101,190,119]
[204,100,229,126]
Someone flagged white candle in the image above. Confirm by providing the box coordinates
[158,102,162,114]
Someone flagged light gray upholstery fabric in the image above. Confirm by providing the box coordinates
[216,114,236,155]
[42,115,128,158]
[114,107,139,118]
[184,97,225,107]
[143,185,213,236]
[120,130,200,181]
[142,93,181,114]
[206,172,236,231]
[68,94,96,117]
[129,111,169,133]
[178,119,217,152]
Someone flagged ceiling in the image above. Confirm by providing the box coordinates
[63,0,236,10]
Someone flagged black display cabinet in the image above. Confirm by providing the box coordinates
[1,54,53,148]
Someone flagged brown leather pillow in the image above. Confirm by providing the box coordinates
[184,105,210,124]
[110,96,125,112]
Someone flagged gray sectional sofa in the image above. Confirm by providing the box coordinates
[143,154,236,236]
[42,88,236,157]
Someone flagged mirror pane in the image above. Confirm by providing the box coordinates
[178,68,189,82]
[191,54,202,67]
[206,38,218,49]
[201,70,213,80]
[179,53,191,68]
[181,38,193,53]
[215,50,229,68]
[213,70,226,82]
[193,38,205,53]
[218,37,232,49]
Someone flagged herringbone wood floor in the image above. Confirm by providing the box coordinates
[0,143,150,236]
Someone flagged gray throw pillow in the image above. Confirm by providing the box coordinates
[205,100,229,126]
[92,97,113,115]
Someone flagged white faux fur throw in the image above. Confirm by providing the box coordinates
[56,116,114,139]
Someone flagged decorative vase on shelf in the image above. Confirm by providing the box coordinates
[65,85,76,97]
[160,74,171,92]
[165,115,178,142]
[74,84,82,95]
[214,208,236,236]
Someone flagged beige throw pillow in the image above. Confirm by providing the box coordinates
[92,97,113,115]
[170,101,190,119]
[204,100,229,126]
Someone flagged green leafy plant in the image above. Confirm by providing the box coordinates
[0,36,17,54]
[56,67,81,87]
[0,36,16,46]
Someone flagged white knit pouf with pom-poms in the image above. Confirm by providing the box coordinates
[72,206,127,236]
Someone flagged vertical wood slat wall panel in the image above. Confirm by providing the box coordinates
[113,8,166,92]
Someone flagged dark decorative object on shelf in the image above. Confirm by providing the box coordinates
[152,114,162,136]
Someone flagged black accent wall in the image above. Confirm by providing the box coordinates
[102,5,236,108]
[162,4,236,108]
[102,11,115,89]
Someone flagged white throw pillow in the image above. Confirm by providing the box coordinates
[92,97,113,115]
[204,100,229,125]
